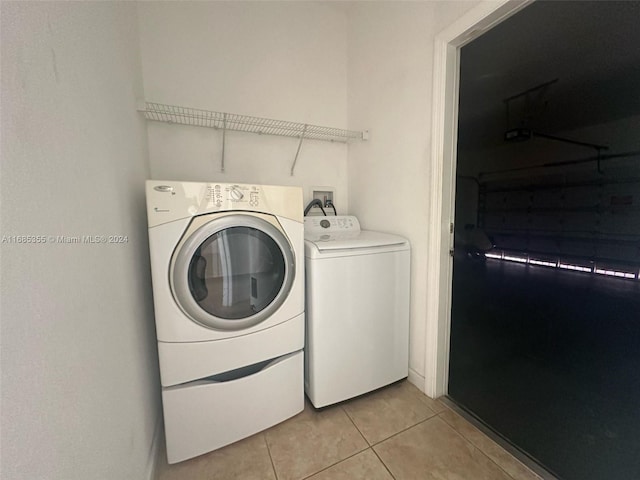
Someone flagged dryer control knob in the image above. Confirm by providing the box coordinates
[229,187,244,201]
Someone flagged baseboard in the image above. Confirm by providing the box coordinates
[145,415,163,480]
[407,368,426,395]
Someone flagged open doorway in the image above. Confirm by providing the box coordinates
[448,2,640,479]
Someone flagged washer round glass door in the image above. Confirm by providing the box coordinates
[171,214,295,330]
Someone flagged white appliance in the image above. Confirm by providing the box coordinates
[146,180,304,463]
[304,215,410,408]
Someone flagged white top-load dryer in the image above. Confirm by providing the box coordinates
[304,215,410,408]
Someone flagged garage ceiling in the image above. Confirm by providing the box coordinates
[458,1,640,151]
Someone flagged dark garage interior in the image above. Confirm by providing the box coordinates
[448,2,640,479]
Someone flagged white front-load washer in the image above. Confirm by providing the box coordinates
[146,180,304,463]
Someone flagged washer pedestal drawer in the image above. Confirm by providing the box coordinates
[162,350,303,464]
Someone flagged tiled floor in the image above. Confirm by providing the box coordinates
[155,380,544,480]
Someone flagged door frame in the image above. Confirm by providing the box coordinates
[424,0,534,398]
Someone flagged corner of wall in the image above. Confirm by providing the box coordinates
[146,414,164,480]
[408,368,427,396]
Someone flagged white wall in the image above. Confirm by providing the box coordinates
[1,3,160,479]
[136,0,487,400]
[138,1,350,212]
[347,1,480,389]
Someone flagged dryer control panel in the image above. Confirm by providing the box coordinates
[206,184,260,208]
[146,180,303,227]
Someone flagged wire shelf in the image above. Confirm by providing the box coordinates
[140,102,364,143]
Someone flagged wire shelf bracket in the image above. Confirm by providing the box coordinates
[138,101,367,176]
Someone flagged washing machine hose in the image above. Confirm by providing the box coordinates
[304,199,327,216]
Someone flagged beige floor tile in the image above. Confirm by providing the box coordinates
[374,416,512,480]
[306,449,394,480]
[439,409,543,480]
[413,387,449,415]
[433,397,453,414]
[156,432,275,480]
[342,380,437,445]
[265,402,368,480]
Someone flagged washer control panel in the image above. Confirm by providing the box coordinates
[304,215,360,235]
